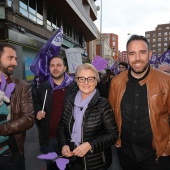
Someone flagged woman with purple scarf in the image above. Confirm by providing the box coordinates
[58,63,118,170]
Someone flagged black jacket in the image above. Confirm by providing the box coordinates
[34,80,78,146]
[57,90,118,170]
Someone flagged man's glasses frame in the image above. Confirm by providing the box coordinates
[77,77,96,83]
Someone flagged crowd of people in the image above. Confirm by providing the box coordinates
[0,34,170,170]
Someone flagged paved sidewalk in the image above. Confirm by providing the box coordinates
[25,124,46,170]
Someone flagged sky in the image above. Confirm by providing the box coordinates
[94,0,170,51]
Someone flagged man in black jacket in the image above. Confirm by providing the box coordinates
[34,56,77,170]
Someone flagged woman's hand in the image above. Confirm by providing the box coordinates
[62,145,73,157]
[73,142,92,157]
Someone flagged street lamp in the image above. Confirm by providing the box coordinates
[127,33,131,40]
[100,0,103,57]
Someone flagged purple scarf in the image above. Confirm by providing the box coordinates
[71,89,96,146]
[48,72,73,93]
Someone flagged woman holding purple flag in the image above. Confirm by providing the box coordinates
[57,63,118,170]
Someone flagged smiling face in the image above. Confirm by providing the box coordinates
[127,40,152,79]
[0,47,17,77]
[49,57,66,81]
[76,69,97,100]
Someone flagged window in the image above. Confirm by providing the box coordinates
[146,34,150,38]
[166,27,169,29]
[19,0,43,25]
[112,42,115,46]
[7,0,12,7]
[152,49,155,52]
[158,43,161,47]
[153,38,156,42]
[164,32,168,36]
[158,48,161,52]
[153,33,156,37]
[164,43,168,46]
[158,38,161,42]
[158,32,161,36]
[112,36,116,40]
[164,37,168,41]
[152,44,155,47]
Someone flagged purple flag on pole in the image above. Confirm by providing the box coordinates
[158,50,170,64]
[110,61,119,74]
[149,54,158,64]
[91,55,108,71]
[30,27,63,82]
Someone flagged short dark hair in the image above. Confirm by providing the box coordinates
[119,62,128,69]
[49,56,66,66]
[0,43,16,58]
[126,34,150,51]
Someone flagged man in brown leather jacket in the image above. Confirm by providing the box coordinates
[0,43,34,170]
[109,35,170,170]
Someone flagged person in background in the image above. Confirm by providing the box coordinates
[118,62,128,73]
[109,35,170,170]
[34,56,77,170]
[158,63,170,73]
[58,63,118,170]
[97,72,109,98]
[0,43,34,170]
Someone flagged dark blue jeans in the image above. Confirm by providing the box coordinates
[40,138,60,170]
[0,150,25,170]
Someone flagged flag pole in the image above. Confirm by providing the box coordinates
[42,90,47,112]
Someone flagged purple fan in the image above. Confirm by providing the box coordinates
[0,73,15,98]
[37,152,69,170]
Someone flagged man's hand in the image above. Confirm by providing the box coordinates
[36,111,46,120]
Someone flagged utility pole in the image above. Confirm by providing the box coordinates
[100,0,102,57]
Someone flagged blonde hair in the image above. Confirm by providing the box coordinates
[75,63,100,82]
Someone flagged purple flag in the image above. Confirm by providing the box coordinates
[149,54,158,64]
[110,61,119,74]
[30,27,63,82]
[158,50,170,64]
[91,55,108,71]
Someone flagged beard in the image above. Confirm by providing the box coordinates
[0,65,14,76]
[51,72,64,80]
[130,61,149,75]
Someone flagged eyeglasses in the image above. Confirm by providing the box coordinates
[77,77,96,83]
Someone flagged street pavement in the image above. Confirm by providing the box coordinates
[25,124,46,170]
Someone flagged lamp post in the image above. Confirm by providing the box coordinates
[100,0,102,57]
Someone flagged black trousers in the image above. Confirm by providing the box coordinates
[0,151,25,170]
[117,147,170,170]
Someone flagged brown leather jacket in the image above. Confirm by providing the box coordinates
[109,67,170,158]
[0,77,34,154]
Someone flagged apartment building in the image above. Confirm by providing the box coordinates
[119,51,127,62]
[145,23,170,57]
[0,0,98,80]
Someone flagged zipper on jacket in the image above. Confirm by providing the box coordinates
[82,115,87,170]
[102,151,106,163]
[67,100,73,136]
